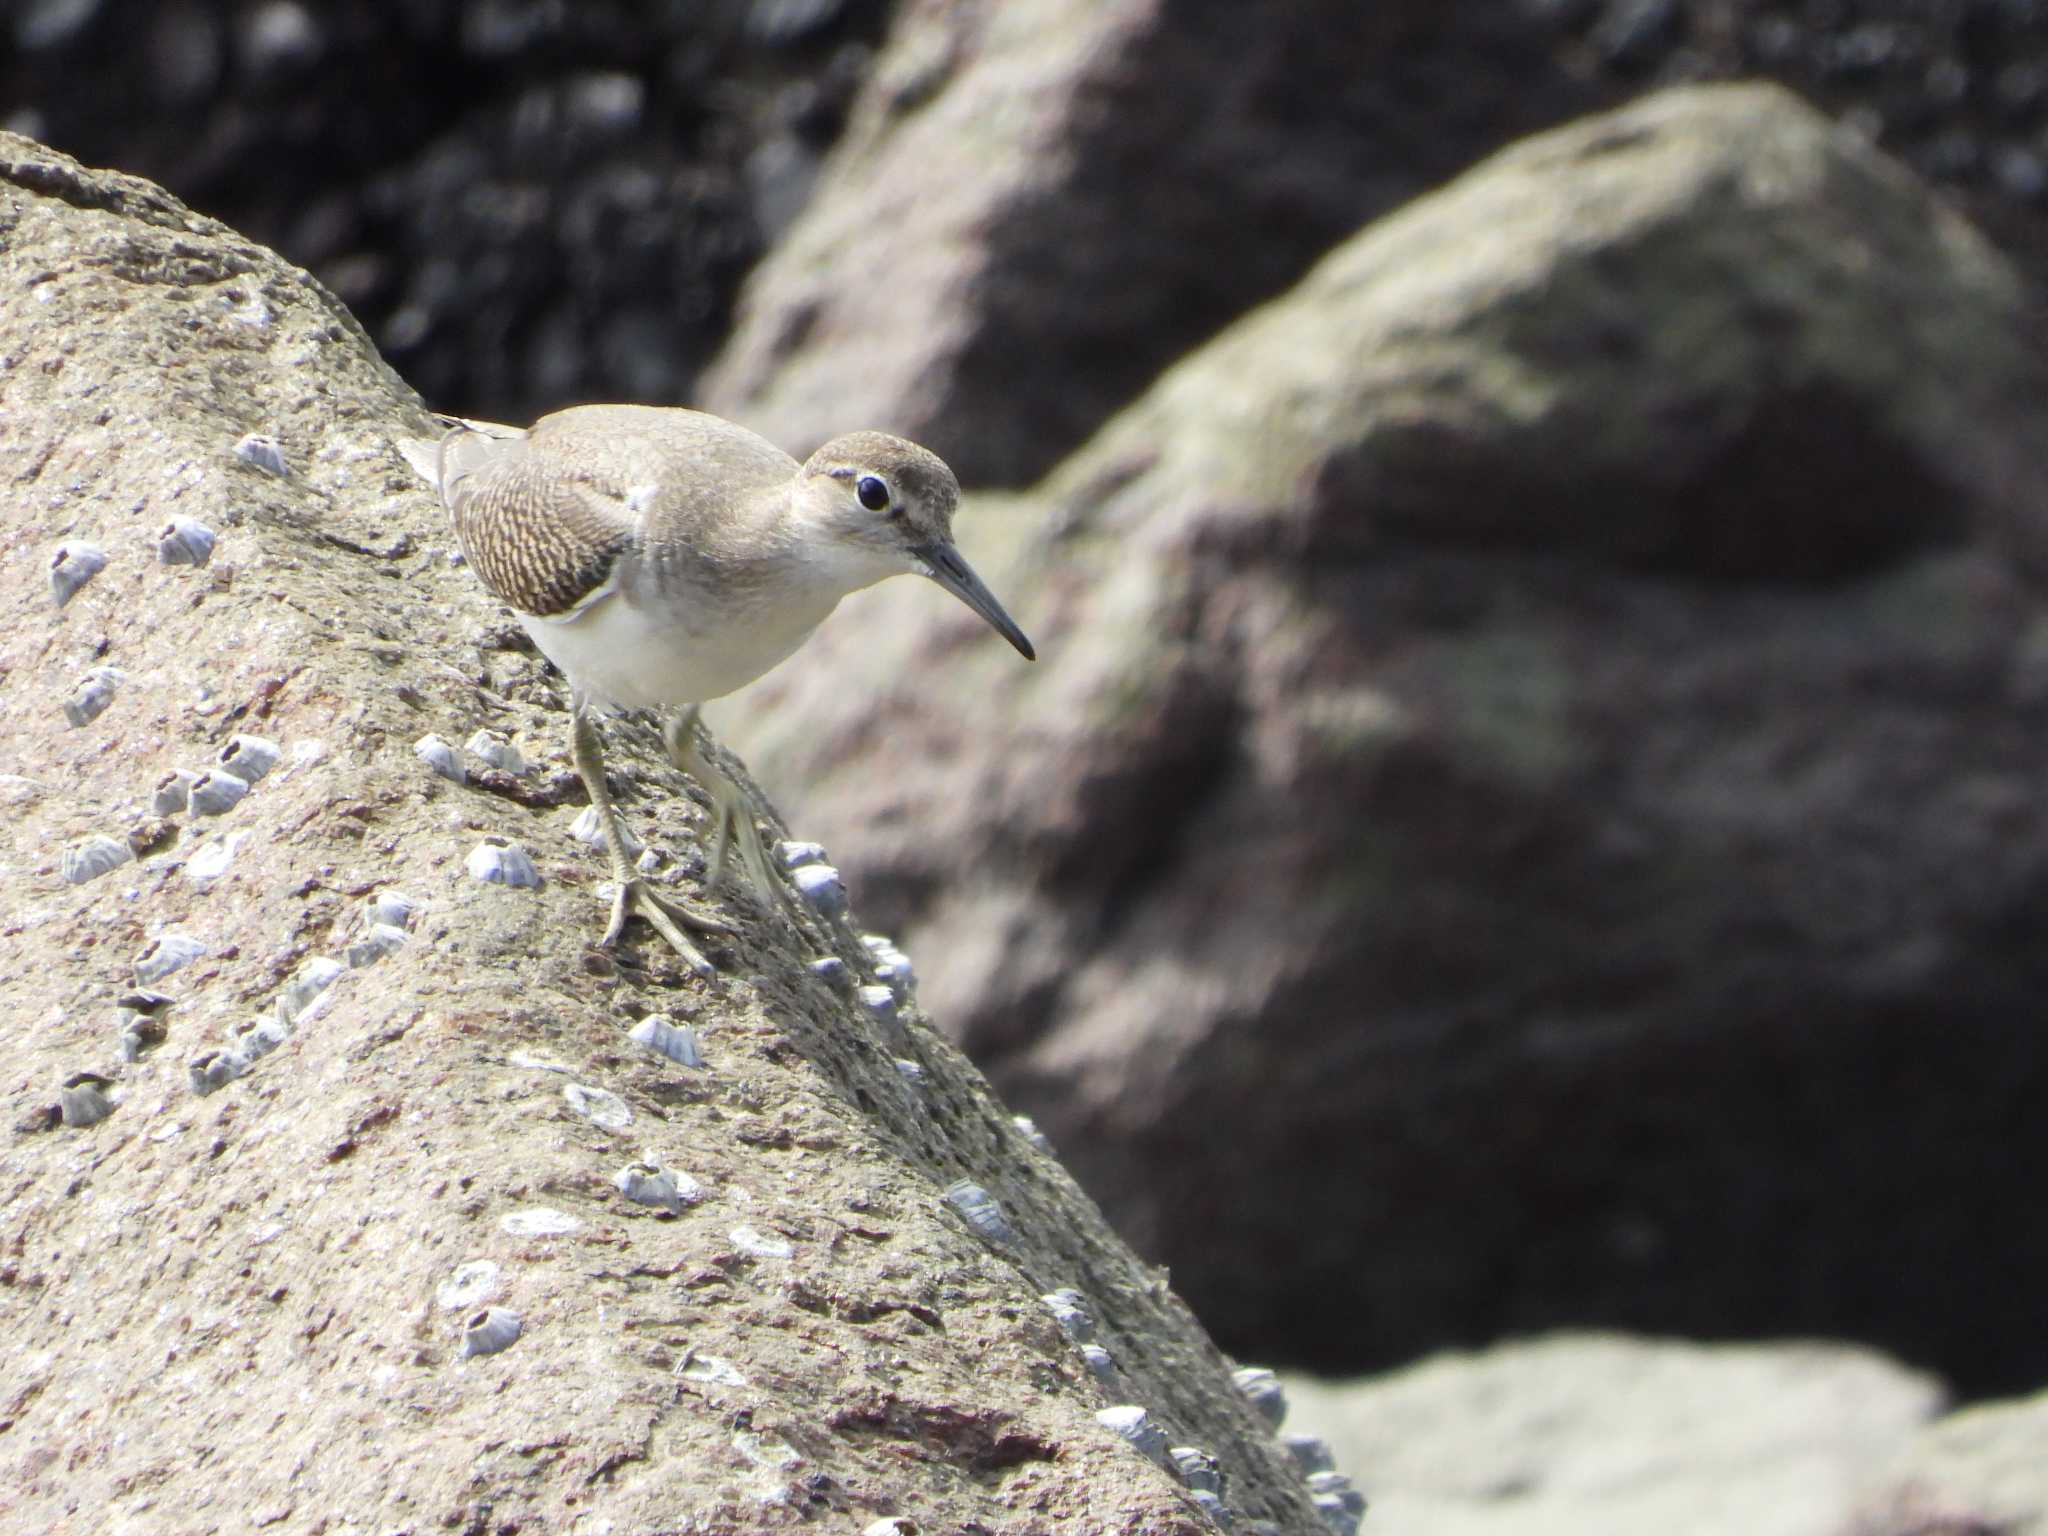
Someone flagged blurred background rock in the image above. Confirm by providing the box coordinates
[12,5,2048,1517]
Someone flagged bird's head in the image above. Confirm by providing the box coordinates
[797,432,1036,661]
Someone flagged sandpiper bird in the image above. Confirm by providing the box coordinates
[400,404,1035,974]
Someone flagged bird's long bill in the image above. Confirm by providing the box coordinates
[916,541,1036,661]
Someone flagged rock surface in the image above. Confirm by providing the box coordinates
[716,82,2048,1396]
[0,133,1325,1534]
[1285,1333,2048,1536]
[700,0,1604,485]
[1857,1388,2048,1535]
[1283,1333,1950,1536]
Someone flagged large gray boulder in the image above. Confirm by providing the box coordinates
[717,82,2048,1391]
[1283,1334,1947,1536]
[0,133,1326,1534]
[699,0,1602,486]
[1855,1388,2048,1535]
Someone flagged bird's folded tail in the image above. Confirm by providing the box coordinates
[395,414,528,497]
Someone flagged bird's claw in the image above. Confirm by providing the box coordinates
[601,876,732,978]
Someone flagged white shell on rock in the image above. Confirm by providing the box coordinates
[62,667,121,728]
[49,541,106,607]
[563,1082,631,1129]
[467,838,539,887]
[499,1207,580,1238]
[613,1162,702,1213]
[276,956,345,1025]
[1081,1343,1118,1385]
[808,955,846,983]
[1169,1446,1224,1495]
[135,931,207,983]
[236,1017,289,1061]
[365,889,420,929]
[1041,1288,1095,1342]
[1308,1470,1367,1535]
[437,1259,501,1311]
[234,432,288,476]
[187,1048,246,1096]
[678,1354,746,1387]
[1096,1405,1169,1463]
[61,834,132,886]
[791,863,847,917]
[59,1075,116,1128]
[873,953,916,997]
[941,1180,1015,1245]
[458,1306,522,1359]
[115,1008,166,1061]
[156,515,217,567]
[1188,1488,1230,1528]
[346,922,409,968]
[215,733,280,783]
[777,840,827,869]
[152,768,201,816]
[857,984,897,1023]
[186,769,249,816]
[1231,1366,1287,1428]
[1013,1114,1054,1154]
[569,804,641,857]
[463,729,525,773]
[185,830,248,887]
[413,733,466,783]
[627,1014,702,1068]
[1283,1433,1335,1476]
[729,1224,793,1260]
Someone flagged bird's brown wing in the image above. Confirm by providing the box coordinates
[436,424,638,620]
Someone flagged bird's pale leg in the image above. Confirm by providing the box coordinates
[663,707,786,912]
[570,699,731,977]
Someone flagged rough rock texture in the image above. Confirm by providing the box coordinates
[1281,1334,2048,1536]
[1283,1334,1948,1536]
[717,83,2048,1395]
[1855,1389,2048,1535]
[701,0,1605,486]
[0,135,1327,1534]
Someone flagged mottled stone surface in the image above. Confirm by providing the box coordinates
[718,83,2048,1396]
[0,133,1322,1535]
[1285,1335,1948,1536]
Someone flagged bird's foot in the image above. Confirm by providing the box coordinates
[601,876,734,978]
[707,800,793,919]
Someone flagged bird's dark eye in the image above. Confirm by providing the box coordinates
[856,475,892,513]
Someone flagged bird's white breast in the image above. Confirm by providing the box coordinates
[522,581,839,711]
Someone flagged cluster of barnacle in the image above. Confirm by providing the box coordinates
[1021,1284,1372,1533]
[412,730,556,888]
[187,890,418,1098]
[49,505,219,614]
[51,519,249,886]
[54,732,292,897]
[42,885,419,1128]
[414,726,530,787]
[448,1018,721,1361]
[777,840,931,1054]
[46,511,396,1124]
[1226,1367,1368,1535]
